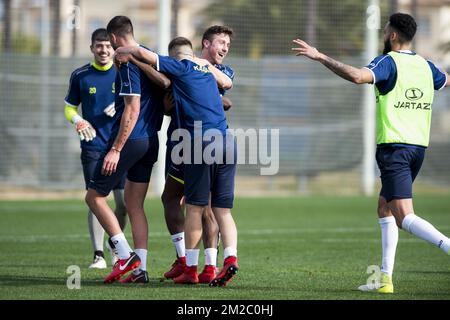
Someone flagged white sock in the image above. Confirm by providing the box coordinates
[171,232,186,258]
[223,247,237,259]
[402,213,450,253]
[110,233,132,259]
[133,248,147,274]
[204,248,218,266]
[379,216,398,277]
[186,249,200,267]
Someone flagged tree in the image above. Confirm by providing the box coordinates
[201,0,388,58]
[3,0,11,52]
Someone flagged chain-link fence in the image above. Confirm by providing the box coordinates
[1,0,449,195]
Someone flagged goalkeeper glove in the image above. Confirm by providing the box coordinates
[103,102,116,117]
[75,119,96,142]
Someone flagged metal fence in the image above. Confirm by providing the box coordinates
[1,0,449,195]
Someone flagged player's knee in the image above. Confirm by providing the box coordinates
[85,190,96,207]
[377,198,389,218]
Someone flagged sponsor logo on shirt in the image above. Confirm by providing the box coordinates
[393,101,430,110]
[405,88,424,101]
[193,65,209,73]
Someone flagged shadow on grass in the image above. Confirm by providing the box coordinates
[0,275,103,287]
[0,275,217,289]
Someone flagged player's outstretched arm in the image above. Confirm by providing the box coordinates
[292,38,373,84]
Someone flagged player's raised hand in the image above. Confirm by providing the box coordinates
[292,39,321,60]
[102,148,120,176]
[76,119,96,142]
[114,46,134,67]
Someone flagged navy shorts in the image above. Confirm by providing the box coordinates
[184,134,237,208]
[89,137,159,196]
[81,149,126,190]
[165,142,184,184]
[376,144,425,202]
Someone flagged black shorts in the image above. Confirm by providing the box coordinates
[81,149,126,190]
[89,137,159,196]
[165,141,184,184]
[376,144,425,202]
[184,134,237,208]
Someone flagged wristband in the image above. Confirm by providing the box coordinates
[72,115,83,125]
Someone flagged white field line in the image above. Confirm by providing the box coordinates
[1,226,448,243]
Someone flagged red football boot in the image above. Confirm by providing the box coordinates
[120,270,149,284]
[173,265,199,284]
[163,256,186,279]
[104,252,141,284]
[209,256,239,287]
[198,265,217,284]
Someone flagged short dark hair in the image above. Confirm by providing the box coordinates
[106,16,134,37]
[201,25,234,49]
[168,37,193,52]
[91,28,109,45]
[389,13,417,42]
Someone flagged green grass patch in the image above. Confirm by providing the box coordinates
[0,196,449,300]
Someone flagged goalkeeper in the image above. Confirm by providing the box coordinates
[64,28,127,269]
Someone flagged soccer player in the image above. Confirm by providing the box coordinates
[292,13,450,293]
[64,28,127,269]
[85,16,165,284]
[161,26,235,284]
[115,37,239,287]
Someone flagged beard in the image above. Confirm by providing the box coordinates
[383,39,392,55]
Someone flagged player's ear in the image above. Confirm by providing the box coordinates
[202,38,210,49]
[390,31,397,42]
[109,33,117,46]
